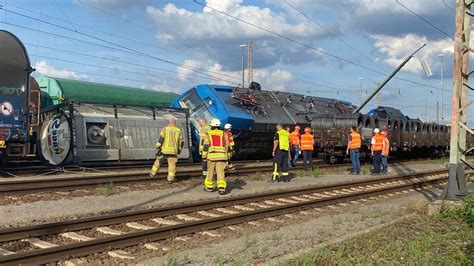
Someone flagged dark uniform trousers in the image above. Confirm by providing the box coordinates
[273,149,289,180]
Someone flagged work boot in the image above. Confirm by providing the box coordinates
[205,187,215,192]
[218,189,226,195]
[149,173,156,178]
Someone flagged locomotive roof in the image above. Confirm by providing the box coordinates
[36,76,177,108]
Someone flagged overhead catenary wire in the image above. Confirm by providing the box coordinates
[395,0,454,41]
[193,0,446,92]
[284,0,388,73]
[0,6,243,85]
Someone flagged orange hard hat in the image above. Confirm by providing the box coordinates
[304,127,311,132]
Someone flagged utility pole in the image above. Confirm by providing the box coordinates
[358,77,364,107]
[247,41,253,85]
[239,44,247,88]
[439,53,446,124]
[441,0,470,200]
[436,101,440,123]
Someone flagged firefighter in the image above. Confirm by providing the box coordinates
[224,123,235,171]
[346,126,361,175]
[272,124,291,182]
[202,118,229,195]
[289,125,301,166]
[370,128,385,175]
[381,130,390,174]
[300,127,314,171]
[198,118,210,179]
[150,115,184,183]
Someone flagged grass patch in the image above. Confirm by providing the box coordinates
[312,167,324,178]
[97,182,114,196]
[164,252,178,266]
[251,172,264,181]
[288,203,474,265]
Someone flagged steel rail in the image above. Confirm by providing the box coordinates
[0,172,449,265]
[0,169,448,242]
[0,162,333,195]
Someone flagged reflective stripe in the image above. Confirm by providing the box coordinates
[372,134,384,151]
[204,178,214,189]
[161,126,182,155]
[272,163,279,180]
[277,130,289,151]
[350,132,361,149]
[300,133,314,151]
[217,179,227,190]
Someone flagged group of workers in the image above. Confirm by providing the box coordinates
[346,126,390,175]
[150,115,390,195]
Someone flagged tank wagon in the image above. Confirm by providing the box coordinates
[35,76,192,165]
[172,82,460,163]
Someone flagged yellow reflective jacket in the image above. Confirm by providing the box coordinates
[156,126,183,155]
[202,129,229,161]
[276,129,290,151]
[199,125,211,155]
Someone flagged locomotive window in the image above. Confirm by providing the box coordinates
[179,89,201,110]
[189,104,215,131]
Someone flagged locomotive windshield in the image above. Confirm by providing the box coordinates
[178,88,215,130]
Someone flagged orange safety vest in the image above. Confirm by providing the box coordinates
[225,130,234,147]
[372,134,384,151]
[349,132,361,149]
[300,133,314,151]
[382,137,390,156]
[289,131,300,146]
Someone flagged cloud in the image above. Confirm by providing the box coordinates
[371,34,453,77]
[34,60,87,79]
[146,0,331,71]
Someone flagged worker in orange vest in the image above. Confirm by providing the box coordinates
[371,128,385,175]
[300,127,315,171]
[381,130,390,174]
[346,126,361,175]
[224,123,235,171]
[289,125,301,166]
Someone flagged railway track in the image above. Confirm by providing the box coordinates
[0,169,458,265]
[0,161,333,195]
[0,158,443,195]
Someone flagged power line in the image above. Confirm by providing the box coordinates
[193,0,387,76]
[284,0,388,73]
[193,0,443,92]
[0,21,241,86]
[0,6,242,84]
[441,0,456,14]
[395,0,454,40]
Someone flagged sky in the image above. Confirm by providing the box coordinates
[0,0,468,124]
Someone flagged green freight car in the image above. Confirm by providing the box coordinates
[36,76,177,108]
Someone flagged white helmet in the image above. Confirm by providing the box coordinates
[210,118,221,127]
[373,128,380,133]
[224,123,232,130]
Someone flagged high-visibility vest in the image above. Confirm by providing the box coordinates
[199,125,211,152]
[300,133,314,151]
[277,129,290,151]
[207,129,228,161]
[225,130,234,148]
[349,132,361,149]
[159,126,182,155]
[382,137,390,156]
[372,134,384,151]
[289,131,300,146]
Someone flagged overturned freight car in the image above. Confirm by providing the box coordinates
[36,76,192,166]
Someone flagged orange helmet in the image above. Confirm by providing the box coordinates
[304,127,311,133]
[295,125,301,130]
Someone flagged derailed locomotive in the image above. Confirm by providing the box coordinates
[172,82,461,163]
